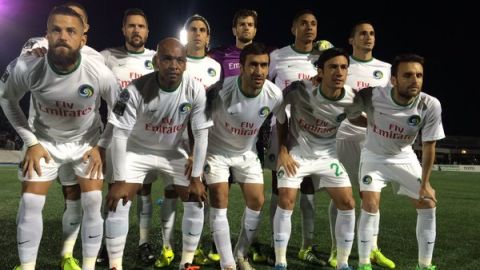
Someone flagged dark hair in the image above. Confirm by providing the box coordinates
[62,1,88,22]
[123,8,148,27]
[314,47,349,69]
[391,54,424,77]
[292,9,316,26]
[349,20,374,38]
[240,42,268,65]
[185,14,211,35]
[232,9,258,28]
[48,6,84,28]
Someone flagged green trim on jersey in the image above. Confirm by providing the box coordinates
[48,54,81,75]
[318,86,345,101]
[187,55,206,60]
[155,73,182,92]
[125,45,145,54]
[290,44,312,54]
[237,77,262,98]
[351,55,374,63]
[390,87,418,107]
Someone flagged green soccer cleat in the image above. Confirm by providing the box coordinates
[416,264,437,270]
[193,247,212,265]
[298,246,326,266]
[12,266,21,270]
[249,245,267,263]
[358,264,373,270]
[370,248,396,269]
[60,255,81,270]
[154,246,175,268]
[328,249,337,268]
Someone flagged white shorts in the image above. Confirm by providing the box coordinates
[204,150,263,185]
[18,140,100,182]
[359,160,423,199]
[123,150,189,186]
[105,146,158,184]
[336,136,365,184]
[276,151,351,190]
[57,164,77,186]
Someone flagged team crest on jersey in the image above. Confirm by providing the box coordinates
[203,164,211,174]
[179,102,192,114]
[119,89,130,102]
[22,40,37,50]
[362,175,372,185]
[373,70,384,79]
[277,169,285,179]
[0,69,9,83]
[259,106,270,118]
[144,60,153,70]
[78,84,94,98]
[336,113,347,122]
[207,68,217,77]
[407,115,422,126]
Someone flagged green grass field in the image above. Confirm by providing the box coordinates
[0,167,479,269]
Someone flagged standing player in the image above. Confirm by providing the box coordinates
[104,38,211,270]
[267,9,324,265]
[273,48,356,270]
[0,6,118,270]
[352,54,443,270]
[332,20,394,269]
[204,43,283,270]
[100,8,157,265]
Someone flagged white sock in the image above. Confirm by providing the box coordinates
[161,197,177,248]
[17,193,45,264]
[417,208,436,267]
[180,202,204,265]
[19,262,35,270]
[234,207,261,258]
[273,206,292,265]
[269,193,278,246]
[372,210,380,250]
[358,209,377,265]
[137,194,152,246]
[335,209,355,268]
[105,200,131,268]
[299,193,315,249]
[328,199,338,252]
[211,207,235,268]
[81,191,103,261]
[82,257,97,270]
[61,199,82,257]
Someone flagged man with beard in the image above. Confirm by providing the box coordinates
[0,6,118,270]
[99,8,157,265]
[104,38,210,270]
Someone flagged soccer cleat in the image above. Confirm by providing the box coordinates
[12,266,20,270]
[182,263,201,270]
[274,263,287,270]
[415,265,437,270]
[338,266,355,270]
[207,250,221,262]
[96,244,108,265]
[328,249,337,268]
[193,247,212,265]
[370,248,396,269]
[298,246,326,266]
[249,245,266,263]
[138,242,155,264]
[155,246,175,268]
[266,248,276,266]
[358,264,373,270]
[60,255,81,270]
[236,257,255,270]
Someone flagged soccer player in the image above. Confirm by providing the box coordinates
[204,42,283,270]
[104,38,211,270]
[208,9,257,79]
[99,8,157,265]
[154,14,222,268]
[332,20,395,269]
[352,54,443,270]
[273,48,356,270]
[0,6,118,270]
[267,9,325,266]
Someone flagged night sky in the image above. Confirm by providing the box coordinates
[0,0,477,136]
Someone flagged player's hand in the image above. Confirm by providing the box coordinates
[184,156,193,178]
[22,143,51,178]
[106,182,129,212]
[188,177,207,205]
[419,182,437,203]
[277,146,299,177]
[83,145,105,180]
[26,47,47,57]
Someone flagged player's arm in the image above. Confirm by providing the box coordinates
[188,127,208,203]
[419,140,437,203]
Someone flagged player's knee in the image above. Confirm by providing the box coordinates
[361,200,378,213]
[62,184,80,200]
[137,183,152,196]
[337,197,355,210]
[246,195,264,211]
[278,195,295,210]
[416,198,436,209]
[208,189,228,208]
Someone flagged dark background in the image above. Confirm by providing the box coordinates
[1,0,477,136]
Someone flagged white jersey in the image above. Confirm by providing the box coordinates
[279,80,356,158]
[347,86,445,162]
[108,72,212,154]
[338,56,392,139]
[0,54,119,145]
[186,56,221,89]
[100,46,156,88]
[208,76,283,156]
[269,45,318,90]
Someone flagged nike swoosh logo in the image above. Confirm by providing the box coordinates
[427,241,435,244]
[105,236,114,239]
[88,234,101,239]
[248,229,257,232]
[345,239,353,242]
[70,222,80,226]
[188,232,201,236]
[274,239,283,242]
[18,240,30,245]
[360,240,369,243]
